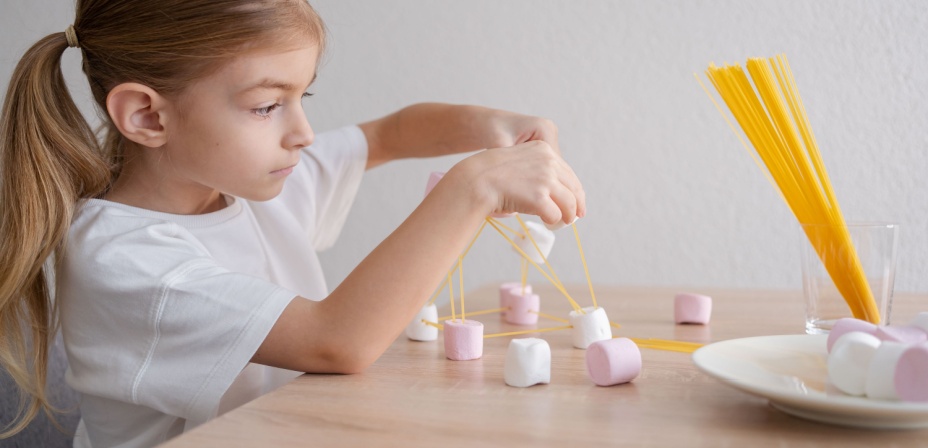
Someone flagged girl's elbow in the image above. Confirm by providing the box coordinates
[307,343,379,375]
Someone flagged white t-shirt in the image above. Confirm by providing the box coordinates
[59,126,368,448]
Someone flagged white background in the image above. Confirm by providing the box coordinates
[2,1,926,300]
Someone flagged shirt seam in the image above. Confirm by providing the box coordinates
[130,261,203,404]
[181,287,290,419]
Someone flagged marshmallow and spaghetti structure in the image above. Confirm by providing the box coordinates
[699,55,880,324]
[416,208,702,354]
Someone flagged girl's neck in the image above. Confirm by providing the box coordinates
[105,148,227,215]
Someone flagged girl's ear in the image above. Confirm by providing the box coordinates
[106,83,169,147]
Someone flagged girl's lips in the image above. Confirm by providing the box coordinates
[271,164,296,176]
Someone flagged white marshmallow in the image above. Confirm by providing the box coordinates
[504,338,551,388]
[512,221,555,264]
[544,216,580,231]
[827,331,882,396]
[569,306,612,349]
[911,312,928,333]
[405,304,439,341]
[865,341,908,400]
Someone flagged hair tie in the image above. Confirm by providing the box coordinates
[65,25,80,48]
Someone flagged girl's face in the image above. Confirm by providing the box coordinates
[163,44,319,205]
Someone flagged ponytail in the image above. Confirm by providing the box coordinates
[1,0,327,438]
[0,32,110,438]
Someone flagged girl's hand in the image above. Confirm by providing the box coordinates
[473,108,561,155]
[445,140,585,226]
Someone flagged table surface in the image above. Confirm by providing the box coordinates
[162,284,928,447]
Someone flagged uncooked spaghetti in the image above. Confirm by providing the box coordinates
[699,55,880,323]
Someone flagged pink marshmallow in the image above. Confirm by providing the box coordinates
[586,338,642,386]
[424,171,445,197]
[443,319,484,361]
[506,292,540,325]
[499,283,532,318]
[895,343,928,402]
[827,318,879,352]
[875,325,928,344]
[674,293,711,325]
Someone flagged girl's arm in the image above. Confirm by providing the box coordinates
[252,137,585,374]
[359,103,560,169]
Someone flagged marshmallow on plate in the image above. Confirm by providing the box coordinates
[405,304,439,341]
[875,325,928,345]
[512,221,555,264]
[911,312,928,333]
[443,319,484,361]
[569,306,612,349]
[865,341,908,400]
[673,293,712,325]
[826,318,878,353]
[827,331,882,396]
[504,338,551,387]
[895,343,928,402]
[586,338,641,386]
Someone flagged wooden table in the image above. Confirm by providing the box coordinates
[162,284,928,447]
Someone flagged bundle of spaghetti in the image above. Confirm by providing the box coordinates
[701,55,879,323]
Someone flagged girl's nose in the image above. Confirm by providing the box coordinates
[284,109,314,150]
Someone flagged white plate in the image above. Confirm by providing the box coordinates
[692,334,928,429]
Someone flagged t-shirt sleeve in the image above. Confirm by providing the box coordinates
[273,125,368,251]
[60,213,298,427]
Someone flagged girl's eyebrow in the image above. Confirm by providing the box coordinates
[238,74,317,95]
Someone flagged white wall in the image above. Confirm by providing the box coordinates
[3,1,927,296]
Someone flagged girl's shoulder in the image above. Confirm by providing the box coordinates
[65,198,243,269]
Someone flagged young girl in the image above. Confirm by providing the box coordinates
[0,1,584,446]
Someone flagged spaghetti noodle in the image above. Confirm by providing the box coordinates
[700,55,879,323]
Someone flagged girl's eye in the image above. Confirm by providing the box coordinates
[302,92,314,99]
[253,103,281,118]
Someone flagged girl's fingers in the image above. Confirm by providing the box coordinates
[546,181,578,226]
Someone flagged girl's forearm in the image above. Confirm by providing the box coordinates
[316,167,488,370]
[360,103,506,169]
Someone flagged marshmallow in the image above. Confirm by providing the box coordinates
[499,282,532,318]
[895,343,928,402]
[875,325,928,345]
[586,338,642,386]
[504,338,551,387]
[512,221,555,264]
[506,292,540,325]
[673,293,712,325]
[443,319,484,361]
[424,171,445,197]
[826,318,878,353]
[827,331,882,396]
[865,341,908,400]
[911,312,928,333]
[544,216,580,231]
[569,306,612,349]
[405,304,439,341]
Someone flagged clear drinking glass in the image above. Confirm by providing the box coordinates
[800,222,899,334]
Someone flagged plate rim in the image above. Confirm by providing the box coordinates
[692,334,928,427]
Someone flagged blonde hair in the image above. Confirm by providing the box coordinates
[0,0,325,437]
